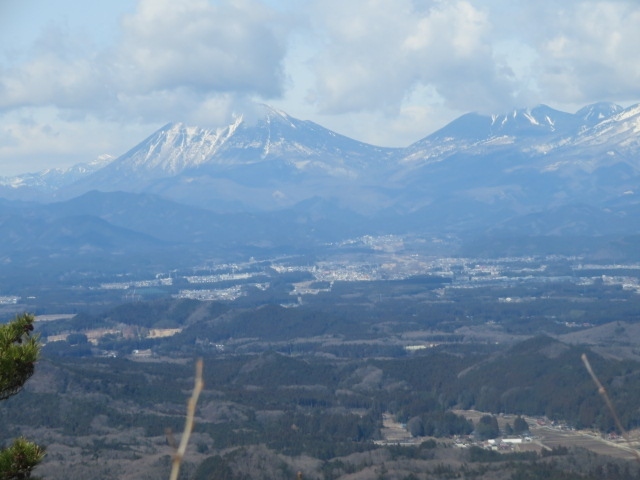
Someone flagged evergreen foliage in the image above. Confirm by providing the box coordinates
[0,313,44,479]
[513,415,530,434]
[475,415,500,440]
[0,438,45,480]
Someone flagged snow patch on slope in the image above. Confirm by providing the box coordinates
[131,118,243,173]
[0,154,115,189]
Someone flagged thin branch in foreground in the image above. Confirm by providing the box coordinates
[581,353,640,463]
[169,358,204,480]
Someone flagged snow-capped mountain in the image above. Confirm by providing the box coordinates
[74,105,394,184]
[1,101,640,270]
[114,120,243,174]
[3,101,640,219]
[399,102,629,166]
[571,103,640,152]
[0,155,114,191]
[391,102,640,218]
[575,102,624,125]
[56,104,398,211]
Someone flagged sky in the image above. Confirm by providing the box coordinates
[1,0,640,176]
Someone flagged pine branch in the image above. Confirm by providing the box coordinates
[0,313,44,479]
[0,313,40,400]
[0,438,45,480]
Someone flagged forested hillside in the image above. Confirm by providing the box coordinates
[2,272,640,478]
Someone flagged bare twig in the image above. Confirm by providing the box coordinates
[581,353,640,462]
[169,358,204,480]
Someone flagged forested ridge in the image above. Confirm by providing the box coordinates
[2,337,640,478]
[3,275,640,479]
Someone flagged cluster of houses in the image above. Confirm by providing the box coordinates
[456,436,534,451]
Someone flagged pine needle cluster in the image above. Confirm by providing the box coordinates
[0,313,44,479]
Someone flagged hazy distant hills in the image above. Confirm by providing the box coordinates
[1,101,640,270]
[0,190,377,283]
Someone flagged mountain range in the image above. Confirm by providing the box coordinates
[1,101,639,278]
[4,102,639,211]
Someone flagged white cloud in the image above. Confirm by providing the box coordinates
[531,1,640,105]
[115,0,289,98]
[1,0,640,175]
[0,26,111,111]
[306,0,522,115]
[0,108,153,175]
[0,0,291,121]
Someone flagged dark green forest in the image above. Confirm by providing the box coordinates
[2,272,640,479]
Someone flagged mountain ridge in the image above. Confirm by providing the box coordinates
[0,101,632,171]
[0,101,639,250]
[3,101,632,192]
